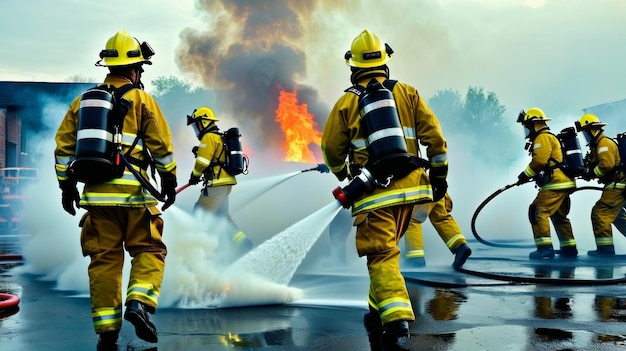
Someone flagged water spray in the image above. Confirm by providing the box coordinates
[232,164,330,212]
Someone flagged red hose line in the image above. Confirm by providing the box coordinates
[0,293,20,310]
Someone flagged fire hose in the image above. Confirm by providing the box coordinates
[471,181,603,248]
[175,163,329,195]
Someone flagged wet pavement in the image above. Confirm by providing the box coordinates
[3,242,626,351]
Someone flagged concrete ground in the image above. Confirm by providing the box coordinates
[3,242,626,351]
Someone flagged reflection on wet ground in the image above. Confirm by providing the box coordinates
[4,242,626,350]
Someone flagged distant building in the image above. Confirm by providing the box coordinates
[0,81,95,168]
[582,98,626,137]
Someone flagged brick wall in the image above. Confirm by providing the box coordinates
[6,109,20,168]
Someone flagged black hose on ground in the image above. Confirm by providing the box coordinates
[470,182,603,249]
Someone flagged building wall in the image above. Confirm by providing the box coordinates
[583,98,626,137]
[0,109,5,168]
[6,110,21,168]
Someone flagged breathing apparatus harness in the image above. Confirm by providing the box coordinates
[332,78,426,208]
[521,126,585,187]
[68,82,165,201]
[191,125,249,190]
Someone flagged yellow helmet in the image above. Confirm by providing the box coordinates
[344,29,393,68]
[575,113,606,132]
[187,106,219,136]
[96,30,154,67]
[517,107,551,124]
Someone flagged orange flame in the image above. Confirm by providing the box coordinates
[275,89,322,163]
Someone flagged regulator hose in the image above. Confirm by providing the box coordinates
[121,154,166,202]
[471,182,603,248]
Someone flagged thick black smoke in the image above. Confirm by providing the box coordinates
[175,0,329,155]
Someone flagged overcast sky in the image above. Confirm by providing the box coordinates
[1,0,625,125]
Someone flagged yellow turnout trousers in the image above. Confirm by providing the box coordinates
[405,193,467,258]
[355,204,415,325]
[80,206,166,333]
[529,189,576,249]
[591,187,626,247]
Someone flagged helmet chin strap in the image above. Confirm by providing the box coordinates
[132,66,145,90]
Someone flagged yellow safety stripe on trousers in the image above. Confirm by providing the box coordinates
[127,283,159,306]
[534,237,553,246]
[92,306,122,327]
[405,249,425,259]
[596,237,614,246]
[353,185,432,214]
[377,296,413,320]
[231,231,248,246]
[540,180,576,191]
[559,238,576,247]
[445,234,465,250]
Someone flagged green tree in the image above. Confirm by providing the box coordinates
[65,75,96,83]
[428,89,463,131]
[151,76,196,97]
[428,86,517,165]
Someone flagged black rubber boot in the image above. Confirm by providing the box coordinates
[97,331,119,351]
[382,320,410,351]
[588,245,615,257]
[557,246,578,258]
[364,309,383,351]
[529,245,555,259]
[452,244,472,269]
[124,300,158,343]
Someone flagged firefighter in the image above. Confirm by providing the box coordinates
[322,29,449,351]
[54,30,177,349]
[403,192,472,269]
[186,106,253,260]
[516,107,578,259]
[576,113,626,256]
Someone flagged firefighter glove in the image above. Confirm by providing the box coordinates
[60,180,80,216]
[517,172,532,185]
[431,178,447,202]
[429,165,448,202]
[335,163,350,181]
[188,172,201,185]
[161,174,177,211]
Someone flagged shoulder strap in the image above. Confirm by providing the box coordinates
[345,84,365,96]
[345,79,398,96]
[382,79,397,91]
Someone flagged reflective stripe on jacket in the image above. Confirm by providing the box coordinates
[193,131,237,187]
[523,130,576,191]
[321,76,447,215]
[591,134,626,188]
[54,74,177,207]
